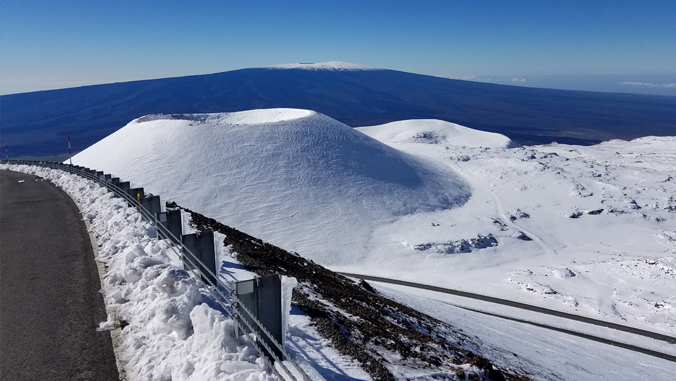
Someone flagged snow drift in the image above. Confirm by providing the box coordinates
[73,108,470,265]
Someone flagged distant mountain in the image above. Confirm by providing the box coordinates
[2,62,675,158]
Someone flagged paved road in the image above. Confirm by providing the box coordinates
[340,273,676,360]
[0,169,119,381]
[453,304,676,363]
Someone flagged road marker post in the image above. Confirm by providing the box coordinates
[68,135,72,165]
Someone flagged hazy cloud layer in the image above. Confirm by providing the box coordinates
[620,81,676,88]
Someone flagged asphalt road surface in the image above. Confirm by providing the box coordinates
[0,169,119,381]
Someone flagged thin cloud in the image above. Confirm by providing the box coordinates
[620,81,676,88]
[446,75,521,84]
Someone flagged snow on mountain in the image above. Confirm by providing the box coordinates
[357,119,516,148]
[72,109,470,266]
[264,61,376,71]
[354,124,676,337]
[74,108,676,340]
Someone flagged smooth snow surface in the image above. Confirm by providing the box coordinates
[358,119,516,149]
[264,62,376,71]
[353,124,676,338]
[73,109,470,266]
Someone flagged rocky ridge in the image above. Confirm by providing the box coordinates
[171,203,532,381]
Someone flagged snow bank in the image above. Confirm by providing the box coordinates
[357,119,516,148]
[2,164,275,381]
[72,108,470,266]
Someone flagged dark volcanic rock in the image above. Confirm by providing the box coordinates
[172,203,531,381]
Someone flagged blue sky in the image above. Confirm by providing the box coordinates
[2,0,675,95]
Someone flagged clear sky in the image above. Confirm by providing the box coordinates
[2,0,675,95]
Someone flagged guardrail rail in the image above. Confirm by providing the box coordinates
[1,160,311,381]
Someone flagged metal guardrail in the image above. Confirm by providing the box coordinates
[1,160,311,381]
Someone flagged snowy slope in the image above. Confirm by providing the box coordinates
[355,120,676,337]
[74,110,676,340]
[375,281,676,381]
[72,109,470,266]
[358,119,516,148]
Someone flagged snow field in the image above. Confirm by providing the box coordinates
[59,105,676,378]
[357,119,516,149]
[71,107,676,339]
[355,123,676,337]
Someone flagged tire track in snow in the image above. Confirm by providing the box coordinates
[448,161,558,256]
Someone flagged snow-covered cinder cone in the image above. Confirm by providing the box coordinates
[72,108,471,266]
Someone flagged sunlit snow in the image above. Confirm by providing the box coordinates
[65,107,676,379]
[72,109,471,266]
[264,61,377,71]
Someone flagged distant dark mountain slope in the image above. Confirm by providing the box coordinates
[2,66,676,157]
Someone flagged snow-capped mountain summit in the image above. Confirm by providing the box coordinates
[4,62,675,159]
[264,61,377,71]
[73,108,471,265]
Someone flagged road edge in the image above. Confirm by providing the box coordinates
[85,219,127,381]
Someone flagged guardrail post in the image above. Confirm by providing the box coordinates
[197,230,215,284]
[118,181,131,192]
[128,188,144,202]
[158,210,182,241]
[104,174,112,182]
[181,234,199,271]
[235,274,283,363]
[181,230,216,285]
[141,195,161,216]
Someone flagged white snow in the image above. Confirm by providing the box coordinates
[32,106,676,379]
[353,121,676,338]
[357,119,516,149]
[373,281,676,381]
[263,62,376,71]
[71,109,471,267]
[71,110,676,338]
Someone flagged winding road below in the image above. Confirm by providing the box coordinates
[339,272,676,363]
